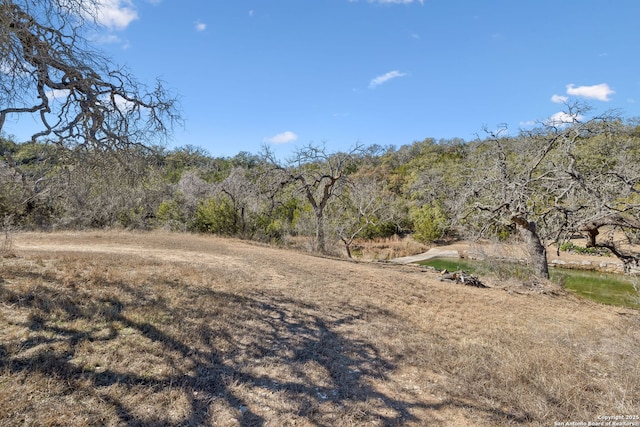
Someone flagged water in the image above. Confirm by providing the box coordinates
[419,257,640,309]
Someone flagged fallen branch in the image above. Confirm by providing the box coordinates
[439,270,487,288]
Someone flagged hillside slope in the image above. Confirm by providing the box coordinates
[1,231,638,426]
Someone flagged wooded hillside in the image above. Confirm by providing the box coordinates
[2,107,640,277]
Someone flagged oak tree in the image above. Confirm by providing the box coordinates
[264,142,363,253]
[1,0,179,148]
[462,104,640,278]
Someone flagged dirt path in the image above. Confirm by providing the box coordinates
[390,247,460,264]
[390,239,629,275]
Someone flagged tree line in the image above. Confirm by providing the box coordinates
[2,105,640,279]
[2,1,640,279]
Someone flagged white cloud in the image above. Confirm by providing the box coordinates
[369,70,407,88]
[264,131,298,144]
[195,21,207,32]
[249,10,255,17]
[45,89,70,101]
[551,94,568,104]
[44,90,138,113]
[566,83,615,101]
[94,33,131,49]
[0,60,18,76]
[110,94,137,112]
[96,34,122,44]
[91,0,138,30]
[545,111,584,127]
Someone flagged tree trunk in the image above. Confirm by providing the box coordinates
[315,211,326,253]
[341,237,353,259]
[512,216,549,279]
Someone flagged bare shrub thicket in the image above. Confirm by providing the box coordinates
[55,149,167,228]
[0,215,13,256]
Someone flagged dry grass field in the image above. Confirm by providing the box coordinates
[1,231,639,426]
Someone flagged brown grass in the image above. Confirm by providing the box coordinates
[1,231,638,426]
[351,235,431,261]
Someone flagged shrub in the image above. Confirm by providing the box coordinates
[559,241,610,256]
[410,203,450,243]
[193,197,238,235]
[360,221,397,240]
[157,199,187,231]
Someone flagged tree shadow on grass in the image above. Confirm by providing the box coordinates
[0,266,433,426]
[0,266,530,426]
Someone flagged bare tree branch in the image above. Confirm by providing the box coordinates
[0,0,180,148]
[262,142,364,253]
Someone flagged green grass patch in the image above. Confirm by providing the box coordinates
[558,241,610,256]
[552,269,640,309]
[419,257,640,309]
[420,258,479,273]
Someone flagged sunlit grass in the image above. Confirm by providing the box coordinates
[419,258,479,273]
[2,231,639,426]
[419,257,640,309]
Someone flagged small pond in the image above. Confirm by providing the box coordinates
[419,257,640,309]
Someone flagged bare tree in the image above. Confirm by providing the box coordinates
[218,166,260,238]
[330,175,395,258]
[464,123,554,278]
[553,116,640,272]
[264,142,364,253]
[462,103,640,278]
[0,0,179,148]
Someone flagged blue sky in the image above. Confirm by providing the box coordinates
[5,0,640,157]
